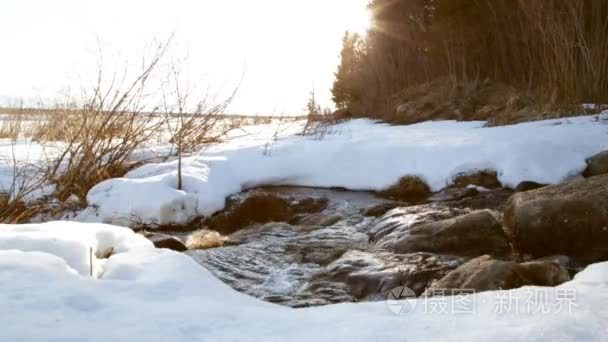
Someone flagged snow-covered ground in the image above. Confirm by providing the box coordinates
[84,114,608,226]
[1,221,607,341]
[0,114,271,202]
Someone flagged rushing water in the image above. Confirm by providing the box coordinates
[186,187,468,307]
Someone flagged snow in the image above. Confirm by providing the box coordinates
[1,221,607,341]
[0,222,152,276]
[85,115,608,226]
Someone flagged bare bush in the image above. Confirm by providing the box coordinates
[0,136,47,223]
[161,62,237,190]
[1,38,239,220]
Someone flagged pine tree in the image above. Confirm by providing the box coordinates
[331,31,361,111]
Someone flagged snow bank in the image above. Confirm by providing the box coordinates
[0,221,152,276]
[85,116,608,225]
[1,221,607,341]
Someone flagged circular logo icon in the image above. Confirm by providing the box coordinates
[386,286,417,315]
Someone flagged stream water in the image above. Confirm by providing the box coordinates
[186,187,474,307]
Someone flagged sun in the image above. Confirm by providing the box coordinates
[349,7,373,35]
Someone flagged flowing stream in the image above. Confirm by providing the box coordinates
[185,187,472,307]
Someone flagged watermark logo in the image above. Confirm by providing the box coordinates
[386,286,578,316]
[386,286,417,315]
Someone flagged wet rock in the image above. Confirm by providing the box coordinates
[443,188,514,211]
[186,229,228,250]
[315,250,465,298]
[584,150,608,177]
[362,202,403,217]
[377,176,431,203]
[515,181,546,192]
[430,187,478,202]
[370,205,469,245]
[532,255,583,278]
[427,255,570,295]
[143,232,188,252]
[390,210,510,256]
[205,192,328,234]
[504,174,608,259]
[452,170,501,189]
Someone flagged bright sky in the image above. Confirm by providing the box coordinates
[0,0,371,115]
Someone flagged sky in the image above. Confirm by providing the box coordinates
[0,0,371,115]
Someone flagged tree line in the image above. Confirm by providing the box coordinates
[332,0,608,121]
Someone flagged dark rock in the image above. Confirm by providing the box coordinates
[362,202,403,217]
[584,150,608,177]
[452,170,501,189]
[515,181,546,192]
[430,187,478,202]
[390,210,510,256]
[504,174,608,259]
[443,188,514,211]
[426,255,570,295]
[532,255,583,278]
[143,232,188,252]
[370,205,469,245]
[315,250,464,298]
[206,192,328,234]
[377,176,431,203]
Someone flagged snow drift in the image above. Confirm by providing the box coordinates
[0,221,607,341]
[84,115,608,226]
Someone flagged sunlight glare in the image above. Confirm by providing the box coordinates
[349,5,373,35]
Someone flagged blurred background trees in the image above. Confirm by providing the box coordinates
[332,0,608,122]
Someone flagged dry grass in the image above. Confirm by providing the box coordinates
[378,176,431,203]
[0,40,237,221]
[390,78,584,126]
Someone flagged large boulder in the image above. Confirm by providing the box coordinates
[584,150,608,177]
[370,205,469,245]
[315,250,464,298]
[426,255,570,294]
[504,174,608,259]
[442,188,515,211]
[390,210,510,256]
[430,187,479,202]
[205,192,328,234]
[142,232,188,252]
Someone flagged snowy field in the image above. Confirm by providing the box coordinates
[83,114,608,226]
[1,221,607,341]
[2,114,608,340]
